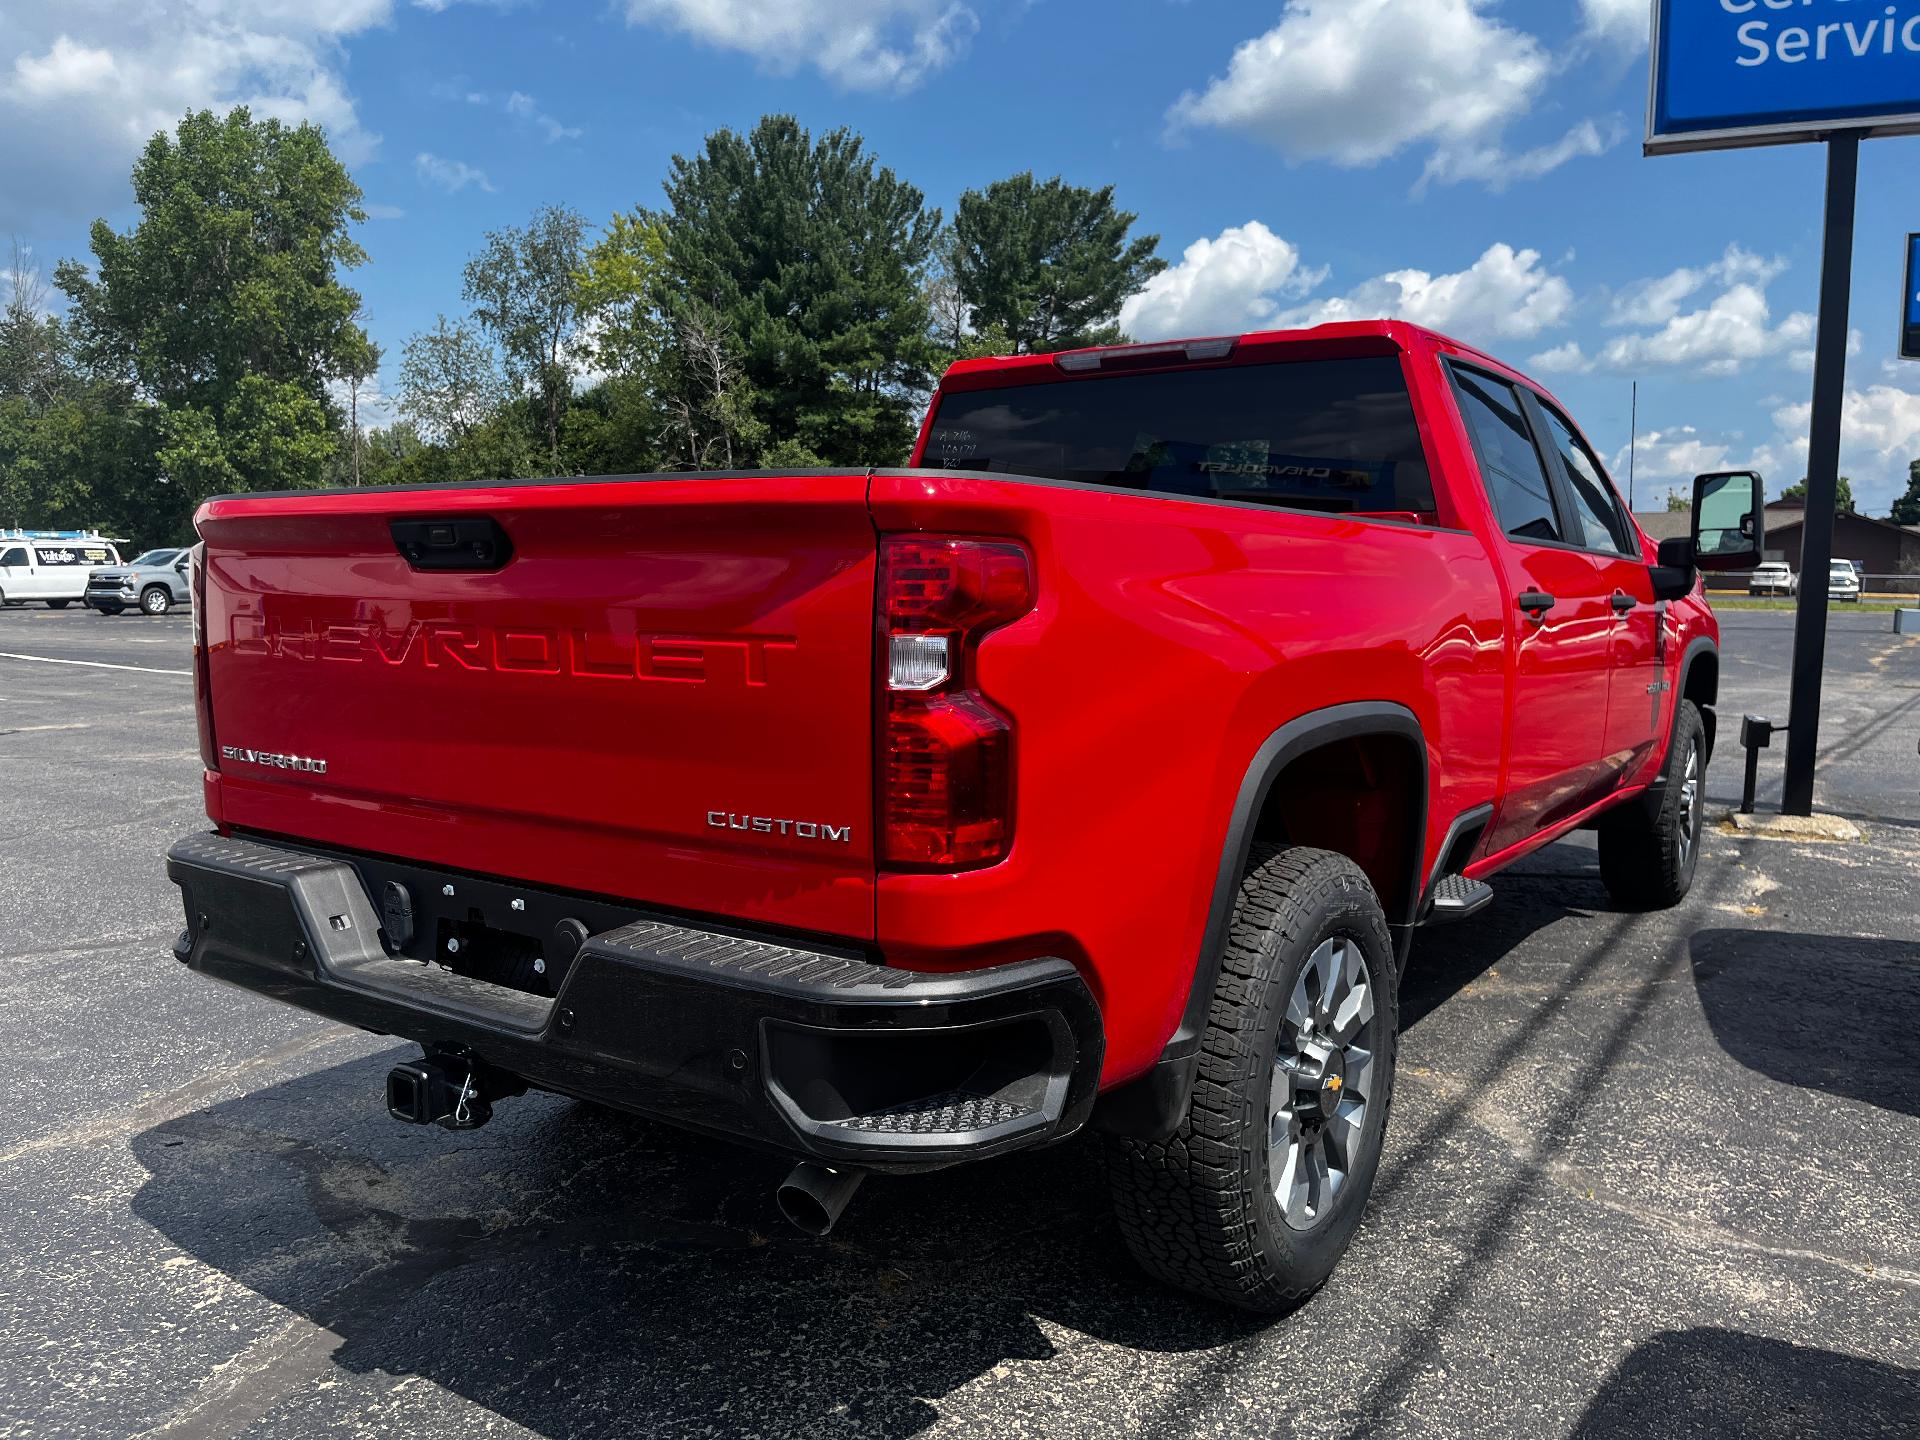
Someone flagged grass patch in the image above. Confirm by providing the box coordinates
[1707,596,1911,613]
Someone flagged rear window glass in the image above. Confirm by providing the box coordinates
[919,356,1435,515]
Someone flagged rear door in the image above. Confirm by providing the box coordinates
[1532,400,1663,785]
[195,474,880,940]
[1448,365,1616,855]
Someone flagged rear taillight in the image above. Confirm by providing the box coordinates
[190,541,217,770]
[878,536,1033,869]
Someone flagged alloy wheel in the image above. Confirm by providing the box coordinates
[1269,935,1377,1232]
[1677,742,1700,869]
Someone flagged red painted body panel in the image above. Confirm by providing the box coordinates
[189,321,1719,1095]
[195,474,880,940]
[866,471,1506,1082]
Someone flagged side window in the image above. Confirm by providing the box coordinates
[1452,369,1561,544]
[0,547,26,567]
[1539,406,1634,554]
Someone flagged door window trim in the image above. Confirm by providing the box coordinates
[1443,359,1592,555]
[1527,394,1640,559]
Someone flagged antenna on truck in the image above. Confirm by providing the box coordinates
[1628,380,1638,512]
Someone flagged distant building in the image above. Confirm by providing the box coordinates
[1635,500,1920,592]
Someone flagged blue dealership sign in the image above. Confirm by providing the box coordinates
[1904,232,1920,360]
[1649,0,1920,154]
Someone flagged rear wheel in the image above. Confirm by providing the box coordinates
[1105,845,1398,1312]
[1598,700,1705,909]
[140,585,173,616]
[46,598,71,609]
[94,604,124,616]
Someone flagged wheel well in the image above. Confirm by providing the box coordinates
[1683,649,1718,762]
[1247,731,1423,927]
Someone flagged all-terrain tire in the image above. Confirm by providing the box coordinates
[1598,699,1706,909]
[1105,844,1398,1312]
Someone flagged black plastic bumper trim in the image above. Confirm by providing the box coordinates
[166,832,1104,1172]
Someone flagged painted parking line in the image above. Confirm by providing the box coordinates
[0,651,190,677]
[0,722,93,736]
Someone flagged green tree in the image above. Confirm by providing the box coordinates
[1,239,75,411]
[55,107,371,503]
[337,319,381,486]
[578,211,669,379]
[1664,490,1689,512]
[1779,475,1855,512]
[924,229,1013,375]
[398,317,507,447]
[1890,459,1920,526]
[658,115,940,465]
[463,205,588,470]
[952,172,1165,353]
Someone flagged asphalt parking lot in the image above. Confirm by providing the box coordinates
[1,604,1916,1439]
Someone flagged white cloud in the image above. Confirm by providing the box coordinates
[1606,246,1785,328]
[0,2,389,230]
[415,152,494,193]
[330,371,397,431]
[1169,0,1616,189]
[443,84,582,142]
[1536,247,1813,376]
[622,0,978,92]
[1280,242,1574,342]
[1770,386,1920,510]
[1120,225,1573,350]
[1580,0,1649,52]
[1119,222,1324,341]
[503,91,581,142]
[1608,383,1920,514]
[1420,117,1624,193]
[1607,427,1752,485]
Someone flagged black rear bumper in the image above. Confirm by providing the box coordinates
[166,832,1103,1172]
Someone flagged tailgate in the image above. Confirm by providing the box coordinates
[195,474,878,940]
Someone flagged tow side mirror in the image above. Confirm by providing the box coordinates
[1646,470,1765,600]
[1691,469,1765,572]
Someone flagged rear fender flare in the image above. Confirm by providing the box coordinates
[1094,701,1428,1141]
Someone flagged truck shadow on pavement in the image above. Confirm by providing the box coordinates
[1690,928,1920,1119]
[122,842,1634,1437]
[1568,1328,1920,1438]
[127,1062,1266,1438]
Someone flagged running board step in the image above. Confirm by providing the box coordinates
[1425,874,1493,924]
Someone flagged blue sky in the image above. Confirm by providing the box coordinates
[3,0,1919,511]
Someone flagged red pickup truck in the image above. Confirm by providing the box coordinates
[166,321,1763,1311]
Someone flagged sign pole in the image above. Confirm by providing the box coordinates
[1780,131,1860,817]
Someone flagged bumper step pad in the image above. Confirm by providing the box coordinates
[838,1092,1033,1135]
[166,830,1104,1172]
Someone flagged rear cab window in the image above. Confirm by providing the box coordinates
[917,355,1438,519]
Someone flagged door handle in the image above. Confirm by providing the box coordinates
[1610,590,1637,614]
[1516,589,1556,618]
